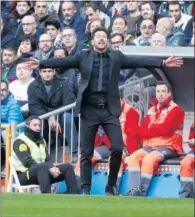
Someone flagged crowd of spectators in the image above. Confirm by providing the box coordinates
[1,0,194,166]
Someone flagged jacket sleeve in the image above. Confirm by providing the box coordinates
[75,19,86,42]
[62,82,76,106]
[13,139,37,168]
[168,34,186,47]
[149,107,185,136]
[40,54,80,70]
[119,51,163,69]
[140,107,184,138]
[8,101,23,124]
[125,108,140,154]
[27,83,48,116]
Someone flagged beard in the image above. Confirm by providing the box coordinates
[93,41,108,53]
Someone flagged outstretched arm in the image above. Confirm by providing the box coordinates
[40,55,80,69]
[120,51,183,69]
[24,54,80,71]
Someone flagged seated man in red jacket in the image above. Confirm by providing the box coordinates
[124,81,185,196]
[180,122,194,198]
[75,99,140,190]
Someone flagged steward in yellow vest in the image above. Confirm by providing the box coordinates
[12,116,79,194]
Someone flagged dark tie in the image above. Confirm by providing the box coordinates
[98,55,103,91]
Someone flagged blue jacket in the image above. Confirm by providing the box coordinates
[166,27,187,47]
[1,28,16,49]
[1,93,24,124]
[61,12,86,42]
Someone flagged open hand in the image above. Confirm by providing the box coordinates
[49,167,61,178]
[48,116,62,133]
[23,58,40,69]
[164,56,183,67]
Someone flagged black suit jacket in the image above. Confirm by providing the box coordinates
[40,50,163,116]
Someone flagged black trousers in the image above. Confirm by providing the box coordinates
[18,162,79,194]
[80,105,123,190]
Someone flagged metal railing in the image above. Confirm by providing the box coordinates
[2,73,194,193]
[12,75,154,164]
[15,105,79,164]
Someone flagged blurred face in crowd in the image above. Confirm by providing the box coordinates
[34,0,48,18]
[151,33,166,47]
[61,2,76,21]
[156,84,171,104]
[140,19,155,38]
[89,20,102,33]
[1,82,9,101]
[19,39,32,53]
[22,16,36,35]
[169,4,182,23]
[16,1,30,15]
[45,25,59,41]
[92,30,108,53]
[85,7,99,21]
[62,28,76,49]
[39,34,53,53]
[126,1,139,12]
[156,18,173,37]
[16,63,32,80]
[111,35,124,50]
[29,119,41,132]
[2,49,16,66]
[54,49,66,58]
[112,17,127,34]
[40,68,55,81]
[141,3,154,19]
[156,20,166,36]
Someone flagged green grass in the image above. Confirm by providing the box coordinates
[1,194,194,217]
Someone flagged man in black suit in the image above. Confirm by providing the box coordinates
[25,26,183,195]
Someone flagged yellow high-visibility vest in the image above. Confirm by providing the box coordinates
[12,133,46,172]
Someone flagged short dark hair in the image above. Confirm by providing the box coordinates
[25,116,41,126]
[2,47,17,56]
[16,1,31,7]
[18,35,37,51]
[112,16,128,26]
[91,26,108,39]
[110,33,124,42]
[85,3,99,12]
[1,79,9,89]
[168,1,182,10]
[53,47,68,56]
[140,1,155,11]
[156,81,172,93]
[45,19,61,30]
[87,18,104,33]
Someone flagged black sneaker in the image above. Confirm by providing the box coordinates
[123,188,143,197]
[105,185,119,196]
